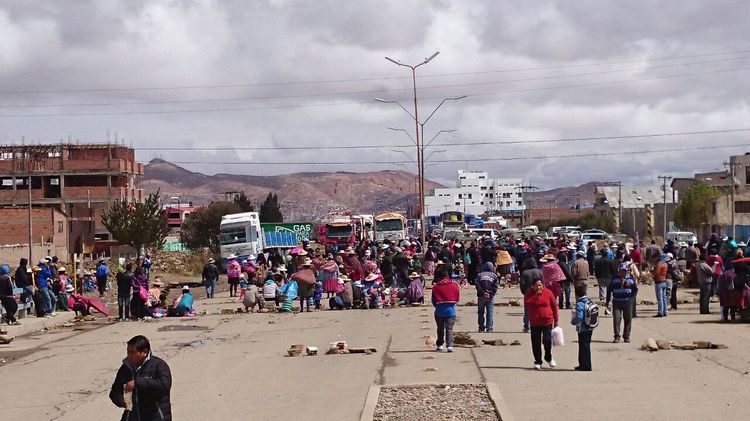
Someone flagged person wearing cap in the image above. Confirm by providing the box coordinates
[651,254,670,317]
[149,278,167,310]
[0,264,20,325]
[36,258,55,317]
[475,262,499,333]
[572,251,590,286]
[606,263,636,343]
[201,258,220,299]
[170,286,194,317]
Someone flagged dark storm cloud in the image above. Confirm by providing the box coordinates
[0,0,747,190]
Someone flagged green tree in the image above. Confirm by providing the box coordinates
[180,201,241,254]
[233,192,255,212]
[101,191,167,252]
[259,192,283,222]
[675,182,720,231]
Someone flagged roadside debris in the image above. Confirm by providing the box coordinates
[453,332,477,346]
[641,338,728,351]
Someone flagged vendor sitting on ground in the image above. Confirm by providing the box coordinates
[170,286,194,317]
[399,272,425,305]
[243,281,264,313]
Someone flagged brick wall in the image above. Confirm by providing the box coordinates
[0,207,65,245]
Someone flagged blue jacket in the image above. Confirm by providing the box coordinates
[36,264,52,288]
[431,294,456,318]
[571,297,593,333]
[606,275,635,305]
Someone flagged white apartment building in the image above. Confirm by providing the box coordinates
[424,170,525,216]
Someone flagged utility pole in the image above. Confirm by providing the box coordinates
[28,176,33,264]
[723,160,740,238]
[547,199,554,222]
[618,181,622,234]
[657,175,673,239]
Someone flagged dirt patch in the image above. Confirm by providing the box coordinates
[157,324,210,332]
[373,384,499,421]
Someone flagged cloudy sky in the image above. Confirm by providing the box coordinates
[1,0,748,189]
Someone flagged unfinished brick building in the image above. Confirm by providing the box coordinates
[0,143,144,258]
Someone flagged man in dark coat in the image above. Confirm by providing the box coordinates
[110,335,172,421]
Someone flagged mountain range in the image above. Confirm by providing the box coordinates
[142,159,443,221]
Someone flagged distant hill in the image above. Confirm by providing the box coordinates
[142,159,443,221]
[527,181,616,208]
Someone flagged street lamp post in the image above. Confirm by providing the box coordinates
[379,50,450,248]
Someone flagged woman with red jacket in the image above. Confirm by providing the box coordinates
[431,266,460,352]
[524,279,559,369]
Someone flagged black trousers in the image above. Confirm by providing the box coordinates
[1,297,18,323]
[670,282,678,309]
[577,330,592,370]
[530,325,553,365]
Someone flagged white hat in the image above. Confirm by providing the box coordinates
[249,254,257,260]
[39,258,47,264]
[276,266,287,273]
[208,258,215,263]
[228,254,237,259]
[65,284,74,293]
[302,258,313,266]
[58,267,66,272]
[182,285,190,292]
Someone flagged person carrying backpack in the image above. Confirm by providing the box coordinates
[571,283,598,371]
[475,262,500,333]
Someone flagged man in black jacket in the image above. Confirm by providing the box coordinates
[110,335,172,421]
[201,258,220,298]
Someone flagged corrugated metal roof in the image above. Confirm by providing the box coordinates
[595,185,673,208]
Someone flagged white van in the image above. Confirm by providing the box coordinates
[580,232,609,243]
[666,231,698,247]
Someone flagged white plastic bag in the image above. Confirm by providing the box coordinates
[551,326,565,347]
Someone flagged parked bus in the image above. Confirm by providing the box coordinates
[440,211,465,233]
[219,212,262,270]
[374,212,407,242]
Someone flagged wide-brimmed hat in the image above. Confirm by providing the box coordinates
[58,267,66,272]
[39,258,47,264]
[345,247,355,254]
[249,254,257,260]
[436,260,445,265]
[365,273,379,282]
[302,258,313,266]
[365,249,371,256]
[208,258,215,263]
[339,275,351,283]
[539,254,557,262]
[380,244,389,250]
[337,249,346,254]
[408,272,421,279]
[65,284,74,293]
[227,254,237,259]
[182,285,190,292]
[276,266,288,272]
[298,250,308,256]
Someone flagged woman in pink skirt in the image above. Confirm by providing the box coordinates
[319,254,340,297]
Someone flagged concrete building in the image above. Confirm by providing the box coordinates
[0,143,144,258]
[424,170,524,217]
[594,185,674,238]
[706,153,750,241]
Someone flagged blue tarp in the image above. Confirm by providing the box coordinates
[263,231,298,248]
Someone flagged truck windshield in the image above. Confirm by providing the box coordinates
[675,233,694,241]
[376,219,403,231]
[220,227,246,245]
[326,225,352,238]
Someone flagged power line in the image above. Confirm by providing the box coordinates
[1,65,746,118]
[1,55,745,109]
[2,48,749,95]
[144,142,750,165]
[129,127,750,151]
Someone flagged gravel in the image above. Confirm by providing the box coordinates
[373,384,499,421]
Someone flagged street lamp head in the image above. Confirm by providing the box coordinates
[448,95,467,101]
[375,98,392,103]
[384,56,401,66]
[423,51,440,64]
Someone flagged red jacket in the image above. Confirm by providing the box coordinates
[524,288,558,327]
[432,278,460,304]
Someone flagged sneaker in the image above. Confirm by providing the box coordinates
[613,337,620,343]
[486,328,493,333]
[435,345,444,352]
[652,314,663,318]
[50,312,57,316]
[548,359,556,368]
[446,347,454,353]
[624,338,630,343]
[533,364,542,370]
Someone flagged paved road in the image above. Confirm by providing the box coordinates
[0,283,747,420]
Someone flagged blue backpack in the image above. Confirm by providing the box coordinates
[96,264,108,278]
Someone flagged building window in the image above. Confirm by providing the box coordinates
[455,202,460,206]
[506,201,511,207]
[480,202,484,205]
[479,176,485,179]
[517,193,522,198]
[57,221,64,233]
[502,193,511,198]
[458,194,462,199]
[746,166,750,185]
[517,201,523,206]
[481,186,487,190]
[736,201,750,213]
